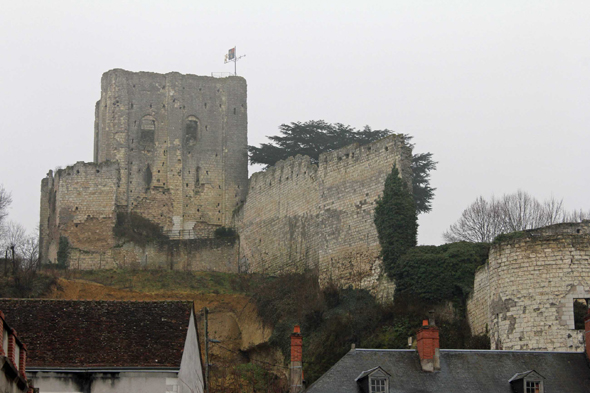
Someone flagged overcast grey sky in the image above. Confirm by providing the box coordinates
[0,0,588,245]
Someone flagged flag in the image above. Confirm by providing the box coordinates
[228,47,236,61]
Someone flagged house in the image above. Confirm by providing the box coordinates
[0,299,204,393]
[1,310,34,393]
[304,313,590,392]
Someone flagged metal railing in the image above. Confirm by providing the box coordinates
[210,72,234,78]
[165,229,197,239]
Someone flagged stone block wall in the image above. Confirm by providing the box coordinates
[94,69,248,232]
[466,263,490,336]
[467,221,590,352]
[67,238,238,272]
[238,134,411,293]
[40,161,120,264]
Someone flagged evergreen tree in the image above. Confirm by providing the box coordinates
[374,165,418,277]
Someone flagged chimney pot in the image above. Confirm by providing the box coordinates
[422,319,428,326]
[417,314,440,373]
[428,310,436,327]
[290,326,303,393]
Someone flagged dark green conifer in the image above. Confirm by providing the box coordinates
[374,165,418,277]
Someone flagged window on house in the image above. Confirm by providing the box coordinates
[370,378,387,393]
[526,380,542,393]
[574,299,588,330]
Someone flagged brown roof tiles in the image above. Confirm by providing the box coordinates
[0,299,193,368]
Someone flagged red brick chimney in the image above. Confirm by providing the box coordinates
[0,310,5,356]
[290,325,303,393]
[584,310,590,360]
[7,328,17,366]
[416,311,440,372]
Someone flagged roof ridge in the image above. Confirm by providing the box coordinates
[354,348,584,355]
[0,298,192,303]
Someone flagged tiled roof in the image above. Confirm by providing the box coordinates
[305,349,590,393]
[0,299,193,369]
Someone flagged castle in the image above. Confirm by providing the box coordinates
[39,69,590,352]
[39,69,411,294]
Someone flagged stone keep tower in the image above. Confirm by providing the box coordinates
[40,70,248,266]
[94,69,248,236]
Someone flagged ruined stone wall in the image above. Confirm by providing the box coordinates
[238,134,411,293]
[238,155,321,274]
[41,69,248,269]
[317,136,411,291]
[467,221,590,352]
[67,238,238,272]
[95,69,248,233]
[466,263,490,336]
[39,161,120,264]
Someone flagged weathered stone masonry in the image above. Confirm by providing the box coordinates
[237,134,412,294]
[40,69,413,293]
[40,70,248,271]
[467,221,590,352]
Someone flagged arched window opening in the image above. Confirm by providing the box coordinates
[140,115,156,145]
[185,116,199,144]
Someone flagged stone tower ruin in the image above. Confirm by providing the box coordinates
[40,69,248,266]
[39,69,413,296]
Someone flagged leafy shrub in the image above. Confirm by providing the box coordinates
[57,236,70,267]
[214,226,237,238]
[113,212,168,245]
[493,231,527,244]
[394,242,490,303]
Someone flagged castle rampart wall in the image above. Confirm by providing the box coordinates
[238,134,411,293]
[467,221,590,352]
[39,161,120,264]
[67,238,238,272]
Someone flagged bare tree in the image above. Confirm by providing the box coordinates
[444,196,505,243]
[0,185,12,240]
[501,190,546,232]
[2,221,27,252]
[444,190,589,243]
[20,235,39,271]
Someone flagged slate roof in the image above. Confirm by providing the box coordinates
[0,299,193,369]
[305,348,590,393]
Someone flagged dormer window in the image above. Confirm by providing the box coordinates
[526,380,542,393]
[370,376,387,392]
[509,370,544,393]
[355,366,390,393]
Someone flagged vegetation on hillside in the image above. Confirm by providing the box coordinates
[66,269,269,295]
[0,265,57,298]
[252,272,489,386]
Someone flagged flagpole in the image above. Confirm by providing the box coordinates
[234,47,237,76]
